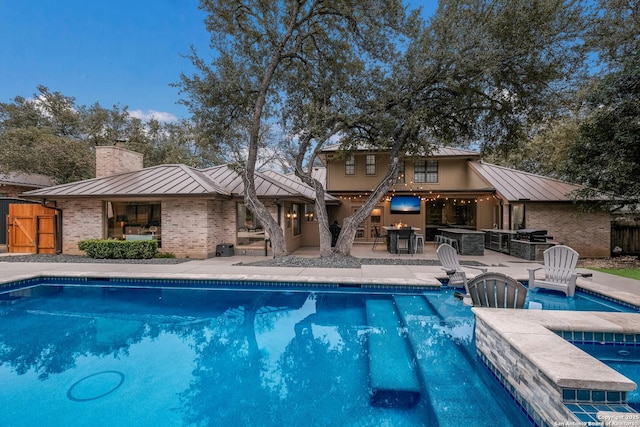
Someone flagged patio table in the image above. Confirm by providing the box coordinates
[383,226,420,254]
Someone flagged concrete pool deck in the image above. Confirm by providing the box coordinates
[1,243,639,302]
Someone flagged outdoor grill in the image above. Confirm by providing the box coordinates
[515,228,553,242]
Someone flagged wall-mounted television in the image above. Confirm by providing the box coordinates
[390,195,421,214]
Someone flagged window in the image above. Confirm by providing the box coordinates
[365,154,376,175]
[426,160,438,183]
[107,201,162,246]
[414,160,426,183]
[397,161,405,184]
[414,160,438,183]
[237,203,265,247]
[512,204,525,230]
[292,204,301,236]
[345,156,355,175]
[304,204,316,221]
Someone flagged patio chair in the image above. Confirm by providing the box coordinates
[528,245,579,297]
[467,272,528,308]
[396,227,413,255]
[372,226,386,252]
[436,243,488,291]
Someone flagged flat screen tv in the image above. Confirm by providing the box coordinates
[390,195,421,214]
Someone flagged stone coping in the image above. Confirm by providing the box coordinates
[578,277,640,309]
[0,271,443,289]
[472,308,638,391]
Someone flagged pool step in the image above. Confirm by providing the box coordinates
[365,299,421,408]
[395,295,519,426]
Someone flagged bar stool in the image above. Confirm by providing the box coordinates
[434,234,444,247]
[413,233,424,254]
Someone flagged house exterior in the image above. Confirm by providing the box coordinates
[20,144,610,258]
[320,144,610,258]
[21,146,337,258]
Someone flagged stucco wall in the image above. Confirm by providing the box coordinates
[325,154,488,193]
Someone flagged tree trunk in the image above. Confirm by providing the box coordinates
[242,7,301,258]
[294,134,334,257]
[333,154,401,256]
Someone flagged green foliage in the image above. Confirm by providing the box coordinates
[154,251,176,259]
[0,86,216,184]
[78,239,158,259]
[563,51,640,202]
[591,268,640,281]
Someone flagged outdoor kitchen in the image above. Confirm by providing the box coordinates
[483,228,555,261]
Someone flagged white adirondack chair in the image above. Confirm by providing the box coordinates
[528,245,579,297]
[436,243,488,292]
[467,272,528,309]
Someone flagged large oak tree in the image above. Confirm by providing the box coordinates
[178,0,587,256]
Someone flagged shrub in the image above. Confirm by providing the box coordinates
[154,251,176,258]
[78,239,158,259]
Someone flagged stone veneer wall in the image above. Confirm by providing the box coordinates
[95,146,144,178]
[59,199,104,254]
[475,316,579,426]
[525,202,610,258]
[509,240,554,261]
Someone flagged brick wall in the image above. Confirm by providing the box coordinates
[95,146,144,178]
[59,199,104,254]
[161,199,237,258]
[525,203,610,257]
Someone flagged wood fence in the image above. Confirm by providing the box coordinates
[611,222,640,255]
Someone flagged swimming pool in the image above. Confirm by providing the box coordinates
[0,278,635,426]
[573,343,640,412]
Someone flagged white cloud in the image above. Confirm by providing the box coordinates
[129,109,178,123]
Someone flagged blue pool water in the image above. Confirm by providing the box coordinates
[573,343,640,411]
[0,279,635,426]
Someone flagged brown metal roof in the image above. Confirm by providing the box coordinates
[469,161,584,202]
[202,165,323,201]
[262,170,338,204]
[21,164,230,199]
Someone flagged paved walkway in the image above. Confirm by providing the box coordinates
[2,243,639,306]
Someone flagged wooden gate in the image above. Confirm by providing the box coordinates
[7,204,59,254]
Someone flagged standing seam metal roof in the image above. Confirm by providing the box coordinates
[21,164,230,198]
[468,161,583,202]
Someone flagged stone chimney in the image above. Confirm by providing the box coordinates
[95,145,144,178]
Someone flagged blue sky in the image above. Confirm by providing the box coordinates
[0,1,437,122]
